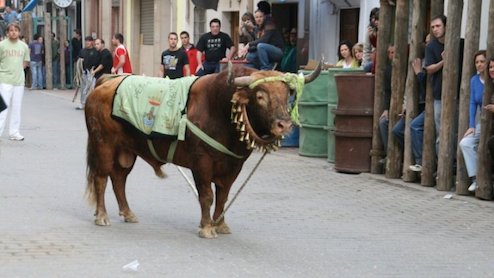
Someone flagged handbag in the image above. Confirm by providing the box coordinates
[0,95,6,113]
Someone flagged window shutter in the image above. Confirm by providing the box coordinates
[140,0,154,45]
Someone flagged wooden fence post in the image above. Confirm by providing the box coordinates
[476,0,494,200]
[402,0,426,182]
[59,9,67,90]
[371,0,395,174]
[44,11,53,90]
[421,0,444,187]
[436,0,463,191]
[456,1,482,195]
[386,0,409,179]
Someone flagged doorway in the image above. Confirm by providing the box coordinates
[339,8,360,44]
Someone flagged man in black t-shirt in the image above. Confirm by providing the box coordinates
[92,38,113,80]
[160,32,189,79]
[76,36,100,110]
[196,18,235,76]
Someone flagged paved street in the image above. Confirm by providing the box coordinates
[1,89,494,277]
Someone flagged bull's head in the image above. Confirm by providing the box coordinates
[228,61,322,151]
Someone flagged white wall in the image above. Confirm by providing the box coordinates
[309,0,339,64]
[358,0,380,44]
[457,0,489,50]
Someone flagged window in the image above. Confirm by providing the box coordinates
[140,0,154,45]
[193,6,205,45]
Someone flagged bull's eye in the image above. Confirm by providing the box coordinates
[256,91,268,107]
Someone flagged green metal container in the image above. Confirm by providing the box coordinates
[298,123,327,157]
[299,102,328,126]
[299,70,329,103]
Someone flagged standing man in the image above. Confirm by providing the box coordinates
[4,6,18,24]
[91,38,113,80]
[51,32,60,89]
[28,34,44,90]
[0,23,30,141]
[410,14,446,172]
[111,33,132,74]
[195,18,235,76]
[160,32,189,79]
[180,31,200,75]
[76,36,100,110]
[71,29,82,65]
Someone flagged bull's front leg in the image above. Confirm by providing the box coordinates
[213,182,233,234]
[192,169,217,238]
[197,184,216,238]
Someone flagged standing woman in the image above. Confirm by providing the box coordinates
[459,50,487,192]
[335,41,359,68]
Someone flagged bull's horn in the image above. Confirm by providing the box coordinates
[304,58,323,84]
[233,76,252,87]
[227,61,234,86]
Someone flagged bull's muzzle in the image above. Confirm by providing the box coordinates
[272,119,292,137]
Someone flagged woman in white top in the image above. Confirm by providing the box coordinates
[335,41,359,69]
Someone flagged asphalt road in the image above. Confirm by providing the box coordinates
[1,89,494,277]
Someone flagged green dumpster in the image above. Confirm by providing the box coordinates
[298,70,329,157]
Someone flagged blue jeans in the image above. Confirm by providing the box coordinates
[196,61,220,76]
[30,61,43,89]
[410,111,425,165]
[246,43,283,70]
[391,117,406,148]
[52,59,60,88]
[434,99,441,153]
[459,123,480,177]
[379,116,389,152]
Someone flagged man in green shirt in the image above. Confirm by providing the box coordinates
[0,22,30,141]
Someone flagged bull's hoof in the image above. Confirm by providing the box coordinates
[215,222,232,234]
[120,211,139,223]
[198,225,218,239]
[95,213,111,226]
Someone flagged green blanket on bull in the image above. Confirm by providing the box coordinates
[112,75,198,136]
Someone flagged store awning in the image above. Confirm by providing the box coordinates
[22,0,39,12]
[191,0,219,10]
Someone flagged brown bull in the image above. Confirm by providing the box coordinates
[84,63,321,238]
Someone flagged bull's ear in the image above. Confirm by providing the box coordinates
[232,90,250,105]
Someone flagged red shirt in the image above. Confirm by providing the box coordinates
[113,44,132,74]
[182,45,203,75]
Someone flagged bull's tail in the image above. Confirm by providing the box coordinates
[84,116,100,208]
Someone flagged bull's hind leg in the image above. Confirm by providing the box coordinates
[110,151,138,223]
[94,175,111,226]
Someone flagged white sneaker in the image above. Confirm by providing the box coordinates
[468,181,477,192]
[9,133,24,141]
[409,164,422,172]
[75,105,85,110]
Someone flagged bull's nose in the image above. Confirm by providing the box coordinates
[275,119,292,134]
